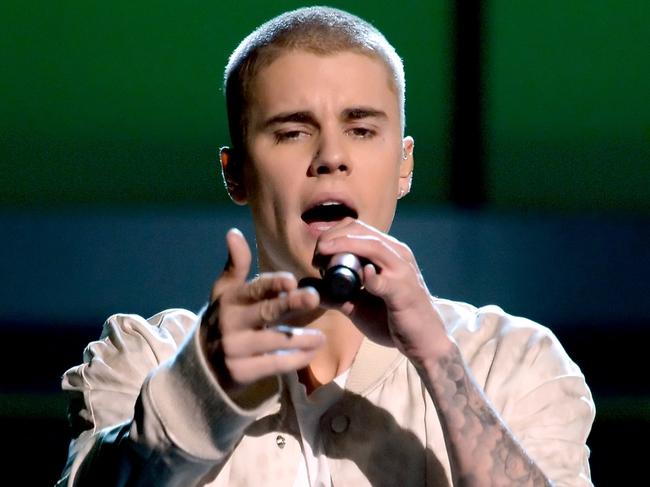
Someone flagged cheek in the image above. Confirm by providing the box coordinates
[361,145,402,189]
[356,177,398,232]
[245,162,295,229]
[244,151,283,197]
[247,138,309,184]
[358,135,402,170]
[364,156,401,229]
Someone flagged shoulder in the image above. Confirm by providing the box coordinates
[434,298,584,381]
[68,308,200,391]
[435,297,547,338]
[434,299,595,484]
[98,308,198,341]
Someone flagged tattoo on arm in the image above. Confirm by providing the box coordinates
[424,352,553,487]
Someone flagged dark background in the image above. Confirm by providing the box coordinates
[1,1,648,485]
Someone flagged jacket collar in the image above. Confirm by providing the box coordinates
[346,338,404,395]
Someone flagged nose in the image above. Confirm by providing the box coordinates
[309,129,351,176]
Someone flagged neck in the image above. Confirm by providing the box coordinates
[301,309,364,394]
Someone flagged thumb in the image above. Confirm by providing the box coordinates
[211,228,252,301]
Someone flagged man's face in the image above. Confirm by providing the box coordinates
[240,50,413,278]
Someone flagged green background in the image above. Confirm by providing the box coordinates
[486,1,650,212]
[1,0,450,206]
[2,0,647,211]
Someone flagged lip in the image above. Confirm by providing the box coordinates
[301,192,358,216]
[303,220,341,239]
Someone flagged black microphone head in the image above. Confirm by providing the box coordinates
[322,253,362,302]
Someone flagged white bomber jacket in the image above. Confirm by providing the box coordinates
[57,299,595,486]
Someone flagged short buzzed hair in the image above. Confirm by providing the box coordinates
[223,6,406,159]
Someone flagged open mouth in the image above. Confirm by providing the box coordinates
[301,201,358,224]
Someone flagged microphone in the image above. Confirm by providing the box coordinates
[321,253,363,302]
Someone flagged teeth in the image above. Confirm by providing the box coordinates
[321,201,341,206]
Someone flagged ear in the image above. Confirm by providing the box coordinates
[398,136,414,198]
[219,146,247,205]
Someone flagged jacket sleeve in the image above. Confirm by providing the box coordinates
[445,302,596,487]
[56,308,280,487]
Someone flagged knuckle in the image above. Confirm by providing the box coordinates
[271,272,296,292]
[268,277,283,294]
[373,237,387,250]
[373,278,388,296]
[289,289,311,310]
[352,218,367,229]
[367,236,389,254]
[396,241,412,256]
[286,293,300,312]
[250,272,296,298]
[265,276,285,295]
[247,277,265,300]
[259,298,281,323]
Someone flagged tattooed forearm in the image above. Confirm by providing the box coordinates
[419,348,553,487]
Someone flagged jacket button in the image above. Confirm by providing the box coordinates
[330,415,350,433]
[276,435,286,449]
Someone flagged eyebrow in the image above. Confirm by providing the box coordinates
[262,106,388,129]
[343,107,388,122]
[263,111,319,129]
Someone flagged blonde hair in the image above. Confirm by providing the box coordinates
[224,6,406,158]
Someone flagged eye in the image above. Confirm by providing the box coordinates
[347,126,376,139]
[274,130,309,143]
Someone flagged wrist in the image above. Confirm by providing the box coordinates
[199,305,280,409]
[410,332,457,372]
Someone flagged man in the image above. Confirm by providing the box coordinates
[58,6,594,486]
